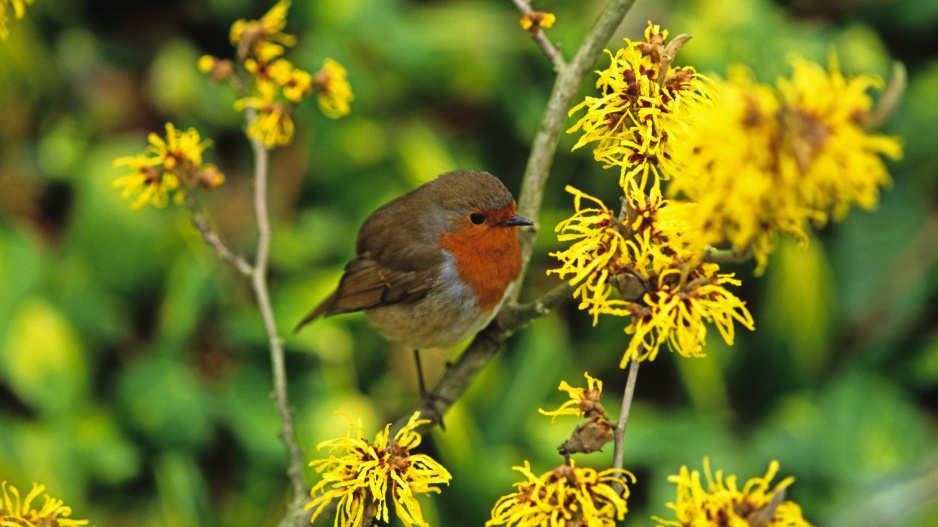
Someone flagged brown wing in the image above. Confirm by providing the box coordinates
[293,252,435,332]
[295,176,450,334]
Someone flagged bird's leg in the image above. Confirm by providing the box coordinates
[413,349,448,431]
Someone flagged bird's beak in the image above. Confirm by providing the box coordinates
[500,214,534,227]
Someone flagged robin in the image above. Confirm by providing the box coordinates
[295,170,533,425]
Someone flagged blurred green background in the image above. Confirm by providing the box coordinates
[1,0,936,525]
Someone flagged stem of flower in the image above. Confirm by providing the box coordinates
[510,0,566,73]
[242,107,308,526]
[612,357,639,477]
[703,245,753,264]
[185,196,254,276]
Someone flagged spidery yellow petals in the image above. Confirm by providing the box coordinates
[567,21,712,197]
[655,458,813,527]
[112,123,223,210]
[1,481,90,527]
[307,412,451,527]
[488,460,635,527]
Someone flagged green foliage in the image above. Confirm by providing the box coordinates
[1,0,936,526]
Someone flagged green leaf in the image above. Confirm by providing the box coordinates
[0,297,88,415]
[117,353,212,449]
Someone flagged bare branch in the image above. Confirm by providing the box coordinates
[185,197,254,276]
[511,0,566,73]
[612,357,639,469]
[612,357,640,493]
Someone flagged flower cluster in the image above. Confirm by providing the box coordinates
[488,461,634,527]
[112,122,224,210]
[655,458,812,527]
[540,372,615,456]
[665,57,902,272]
[567,22,711,197]
[0,0,32,39]
[1,480,90,527]
[199,0,353,148]
[307,412,451,527]
[549,186,754,364]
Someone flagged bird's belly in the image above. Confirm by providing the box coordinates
[364,261,514,349]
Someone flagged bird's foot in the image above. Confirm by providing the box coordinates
[419,390,451,431]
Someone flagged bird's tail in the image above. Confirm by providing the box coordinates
[292,291,336,334]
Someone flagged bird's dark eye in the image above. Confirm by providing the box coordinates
[469,213,485,225]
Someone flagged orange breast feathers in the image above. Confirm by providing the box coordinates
[436,207,523,311]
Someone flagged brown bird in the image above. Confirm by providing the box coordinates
[296,170,532,424]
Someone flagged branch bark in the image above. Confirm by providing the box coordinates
[612,357,639,473]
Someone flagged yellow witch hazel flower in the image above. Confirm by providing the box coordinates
[655,458,813,527]
[0,0,33,39]
[623,262,754,364]
[313,59,354,119]
[488,460,634,527]
[112,154,181,210]
[665,56,901,273]
[539,373,615,455]
[1,480,90,527]
[777,55,901,221]
[519,11,555,33]
[307,412,452,527]
[548,186,640,325]
[567,22,711,197]
[539,372,609,422]
[112,123,224,210]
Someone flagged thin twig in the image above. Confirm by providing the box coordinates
[185,197,254,276]
[242,107,307,527]
[861,61,906,129]
[510,0,566,73]
[188,108,308,525]
[238,47,308,523]
[612,357,639,473]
